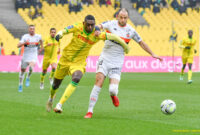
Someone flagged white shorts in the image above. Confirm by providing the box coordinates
[96,58,122,81]
[21,60,36,69]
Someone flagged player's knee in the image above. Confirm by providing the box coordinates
[43,69,47,74]
[109,84,118,96]
[29,66,33,72]
[72,77,81,83]
[52,83,59,89]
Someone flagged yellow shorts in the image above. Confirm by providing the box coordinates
[54,57,86,80]
[42,57,57,70]
[182,56,194,64]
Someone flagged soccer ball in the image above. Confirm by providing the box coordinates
[160,99,176,115]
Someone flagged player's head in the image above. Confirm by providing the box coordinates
[29,25,35,35]
[50,28,56,38]
[188,30,193,38]
[117,8,129,27]
[83,15,95,33]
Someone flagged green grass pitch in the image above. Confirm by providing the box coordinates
[0,72,199,135]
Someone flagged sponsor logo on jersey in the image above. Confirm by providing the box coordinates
[77,35,95,45]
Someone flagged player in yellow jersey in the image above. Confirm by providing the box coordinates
[40,28,60,89]
[179,30,197,84]
[46,15,130,113]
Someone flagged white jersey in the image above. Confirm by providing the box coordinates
[100,20,142,65]
[20,34,42,62]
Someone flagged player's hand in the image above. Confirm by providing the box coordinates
[194,49,197,54]
[152,54,163,62]
[185,46,191,49]
[57,48,60,54]
[94,31,101,37]
[124,46,130,54]
[47,43,52,46]
[39,47,43,54]
[24,40,29,46]
[55,35,60,42]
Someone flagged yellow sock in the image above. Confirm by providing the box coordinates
[40,73,46,83]
[181,69,184,75]
[188,70,192,80]
[50,87,58,99]
[50,69,55,79]
[59,81,78,105]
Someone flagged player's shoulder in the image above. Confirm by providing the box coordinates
[22,34,29,37]
[102,20,116,25]
[35,34,41,36]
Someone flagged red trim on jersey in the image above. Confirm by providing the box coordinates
[106,30,111,33]
[120,37,131,43]
[26,42,39,45]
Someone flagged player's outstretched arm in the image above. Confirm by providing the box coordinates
[106,33,130,54]
[39,39,44,53]
[139,41,162,61]
[178,40,185,49]
[17,42,25,48]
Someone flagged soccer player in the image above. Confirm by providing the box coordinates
[84,8,163,118]
[46,15,130,113]
[179,30,196,84]
[40,28,60,90]
[17,25,43,92]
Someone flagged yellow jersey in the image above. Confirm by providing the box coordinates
[61,23,107,63]
[181,36,196,57]
[44,36,60,59]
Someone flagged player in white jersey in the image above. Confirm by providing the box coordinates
[84,8,163,118]
[17,25,43,92]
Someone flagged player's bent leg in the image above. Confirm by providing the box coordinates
[180,64,186,81]
[26,62,35,87]
[18,68,26,92]
[85,72,105,118]
[49,63,56,85]
[40,69,47,90]
[54,70,83,113]
[109,78,120,107]
[47,78,63,112]
[187,63,193,84]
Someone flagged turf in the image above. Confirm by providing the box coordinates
[0,72,199,135]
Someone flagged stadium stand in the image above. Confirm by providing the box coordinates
[0,0,199,56]
[134,0,200,56]
[0,24,19,55]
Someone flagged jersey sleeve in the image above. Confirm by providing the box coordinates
[44,37,48,47]
[101,21,112,30]
[38,34,42,41]
[64,23,78,34]
[181,38,186,46]
[19,35,26,43]
[131,29,142,43]
[97,32,107,40]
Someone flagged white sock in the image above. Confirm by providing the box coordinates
[109,84,119,96]
[48,97,53,102]
[88,85,101,113]
[56,103,62,109]
[19,71,25,85]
